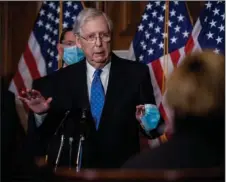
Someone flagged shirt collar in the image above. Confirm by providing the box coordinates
[86,59,111,77]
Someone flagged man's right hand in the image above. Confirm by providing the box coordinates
[18,88,52,114]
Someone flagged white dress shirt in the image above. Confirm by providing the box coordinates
[34,60,111,127]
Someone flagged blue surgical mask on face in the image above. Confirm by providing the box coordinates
[140,104,160,131]
[63,46,85,65]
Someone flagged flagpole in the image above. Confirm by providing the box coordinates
[161,0,170,144]
[185,2,193,26]
[162,1,169,94]
[81,1,87,9]
[58,1,63,69]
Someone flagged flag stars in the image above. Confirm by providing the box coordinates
[174,1,179,5]
[50,51,54,57]
[64,11,70,18]
[209,19,216,28]
[177,14,184,22]
[139,55,144,61]
[204,17,208,22]
[57,7,60,13]
[158,15,164,22]
[148,21,154,28]
[48,2,54,9]
[170,36,177,44]
[145,32,151,39]
[155,1,161,6]
[66,1,72,7]
[162,33,167,38]
[167,20,173,27]
[45,23,50,30]
[152,10,157,17]
[221,13,225,20]
[214,48,220,54]
[142,44,147,50]
[170,9,176,17]
[151,37,157,44]
[63,22,68,28]
[73,4,78,10]
[148,48,154,55]
[155,26,161,33]
[182,30,189,38]
[213,8,220,16]
[37,20,43,27]
[162,4,166,11]
[138,24,144,31]
[146,3,152,10]
[218,24,224,32]
[174,25,181,33]
[55,18,59,24]
[48,61,53,68]
[43,34,49,41]
[158,42,164,49]
[205,2,212,9]
[142,13,149,21]
[216,36,222,44]
[72,16,76,21]
[47,13,53,20]
[53,29,58,35]
[39,9,45,16]
[206,31,214,39]
[52,40,56,46]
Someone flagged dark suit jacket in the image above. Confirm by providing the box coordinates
[1,80,25,180]
[26,53,163,169]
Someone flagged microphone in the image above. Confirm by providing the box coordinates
[54,134,65,171]
[54,110,70,136]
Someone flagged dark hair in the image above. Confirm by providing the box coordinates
[59,27,73,43]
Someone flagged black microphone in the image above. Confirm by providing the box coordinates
[54,110,70,136]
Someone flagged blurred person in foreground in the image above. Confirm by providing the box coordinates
[123,50,225,169]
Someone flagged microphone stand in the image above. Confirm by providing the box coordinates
[76,135,85,172]
[75,109,87,172]
[54,134,64,171]
[52,110,70,171]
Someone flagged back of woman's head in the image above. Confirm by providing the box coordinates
[166,50,224,128]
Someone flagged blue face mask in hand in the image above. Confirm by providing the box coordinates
[63,46,85,65]
[140,104,160,132]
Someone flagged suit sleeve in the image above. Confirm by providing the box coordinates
[138,65,165,139]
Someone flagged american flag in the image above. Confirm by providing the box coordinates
[127,1,193,148]
[186,1,225,55]
[9,1,83,131]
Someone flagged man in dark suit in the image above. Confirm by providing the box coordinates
[19,8,163,169]
[122,51,225,169]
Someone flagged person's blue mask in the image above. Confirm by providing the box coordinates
[63,46,85,65]
[140,104,160,131]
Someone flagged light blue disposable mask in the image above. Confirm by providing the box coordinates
[140,104,160,131]
[63,46,85,65]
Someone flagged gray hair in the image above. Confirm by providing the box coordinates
[73,8,113,35]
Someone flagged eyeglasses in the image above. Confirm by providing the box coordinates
[79,33,111,44]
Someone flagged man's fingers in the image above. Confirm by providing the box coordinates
[46,97,52,104]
